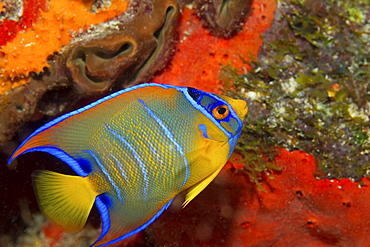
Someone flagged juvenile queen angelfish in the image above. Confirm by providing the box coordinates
[8,83,247,246]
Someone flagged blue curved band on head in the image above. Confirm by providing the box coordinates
[179,87,243,138]
[227,131,242,158]
[187,87,203,102]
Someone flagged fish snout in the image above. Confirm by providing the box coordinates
[233,99,248,120]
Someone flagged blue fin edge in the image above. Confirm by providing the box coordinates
[138,99,190,189]
[92,194,111,246]
[92,198,174,247]
[8,146,89,177]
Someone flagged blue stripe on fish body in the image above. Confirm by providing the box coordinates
[138,99,190,189]
[109,154,129,182]
[85,149,125,205]
[105,124,149,201]
[90,123,159,206]
[95,93,198,202]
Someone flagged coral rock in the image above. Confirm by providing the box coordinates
[194,0,253,38]
[147,149,370,246]
[153,0,276,94]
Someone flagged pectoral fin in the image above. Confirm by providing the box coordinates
[181,138,227,207]
[182,166,223,208]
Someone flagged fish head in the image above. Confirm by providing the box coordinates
[216,94,248,124]
[186,87,247,154]
[214,94,247,156]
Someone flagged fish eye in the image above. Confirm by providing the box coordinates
[212,105,229,120]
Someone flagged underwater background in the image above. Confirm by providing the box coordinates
[0,0,369,246]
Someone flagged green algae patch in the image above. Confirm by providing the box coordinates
[223,0,370,181]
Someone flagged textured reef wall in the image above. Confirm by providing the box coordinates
[227,0,370,181]
[1,0,370,246]
[149,150,370,246]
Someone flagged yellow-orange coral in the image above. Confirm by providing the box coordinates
[0,0,128,95]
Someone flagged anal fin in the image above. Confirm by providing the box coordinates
[91,196,174,247]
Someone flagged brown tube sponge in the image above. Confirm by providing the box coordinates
[194,0,253,38]
[64,0,180,94]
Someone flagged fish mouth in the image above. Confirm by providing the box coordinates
[234,99,248,120]
[241,103,248,118]
[214,94,248,120]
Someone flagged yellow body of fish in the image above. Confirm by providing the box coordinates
[8,83,248,246]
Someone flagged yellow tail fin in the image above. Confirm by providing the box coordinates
[32,170,98,234]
